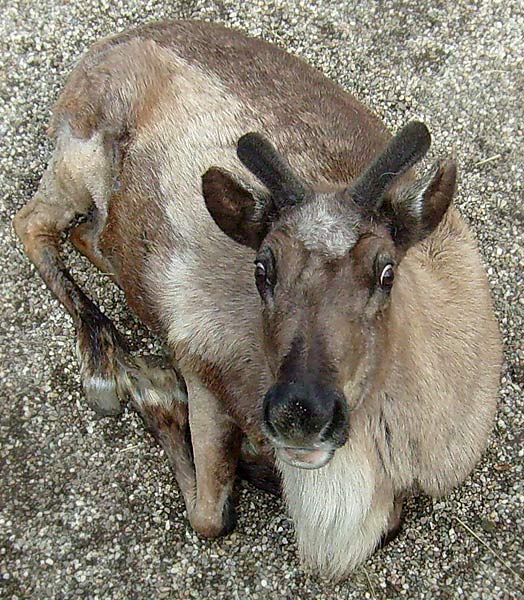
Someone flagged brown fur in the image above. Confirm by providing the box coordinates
[14,20,501,578]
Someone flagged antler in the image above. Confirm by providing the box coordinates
[348,121,431,208]
[237,133,306,208]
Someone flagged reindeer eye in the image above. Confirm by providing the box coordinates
[255,261,266,280]
[255,248,276,298]
[379,264,395,289]
[255,260,272,297]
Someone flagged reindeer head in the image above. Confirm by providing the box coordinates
[202,122,456,469]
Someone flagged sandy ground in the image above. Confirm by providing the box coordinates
[1,1,523,598]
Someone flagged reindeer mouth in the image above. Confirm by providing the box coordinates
[276,445,334,469]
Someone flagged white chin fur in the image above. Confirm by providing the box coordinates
[277,441,389,580]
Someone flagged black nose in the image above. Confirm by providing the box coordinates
[263,379,348,447]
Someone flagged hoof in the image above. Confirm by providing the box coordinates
[190,496,237,538]
[83,375,123,416]
[220,496,237,537]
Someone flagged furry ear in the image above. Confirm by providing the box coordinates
[202,167,276,249]
[385,159,457,249]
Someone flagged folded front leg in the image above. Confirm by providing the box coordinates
[185,375,242,538]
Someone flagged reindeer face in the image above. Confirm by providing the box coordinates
[252,197,401,468]
[203,123,456,469]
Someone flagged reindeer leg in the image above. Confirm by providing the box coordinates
[131,363,280,520]
[13,142,129,416]
[183,375,242,538]
[70,216,119,283]
[237,438,281,496]
[128,363,242,536]
[125,355,197,508]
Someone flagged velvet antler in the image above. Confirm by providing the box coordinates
[237,133,306,208]
[349,121,431,208]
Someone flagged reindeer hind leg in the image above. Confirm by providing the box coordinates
[13,131,130,416]
[70,215,119,283]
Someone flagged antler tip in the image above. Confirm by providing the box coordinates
[402,121,431,153]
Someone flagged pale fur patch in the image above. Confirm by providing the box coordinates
[278,438,390,580]
[124,361,188,411]
[127,379,179,411]
[135,52,266,367]
[83,375,116,393]
[292,196,359,258]
[81,374,121,415]
[135,49,264,241]
[55,126,112,217]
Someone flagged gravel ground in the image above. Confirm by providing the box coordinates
[1,1,523,598]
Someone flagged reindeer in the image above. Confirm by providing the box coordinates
[13,20,502,579]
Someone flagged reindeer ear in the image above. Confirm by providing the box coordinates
[202,167,276,249]
[385,159,457,249]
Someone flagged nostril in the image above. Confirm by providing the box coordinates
[262,381,349,447]
[263,381,340,441]
[318,392,349,445]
